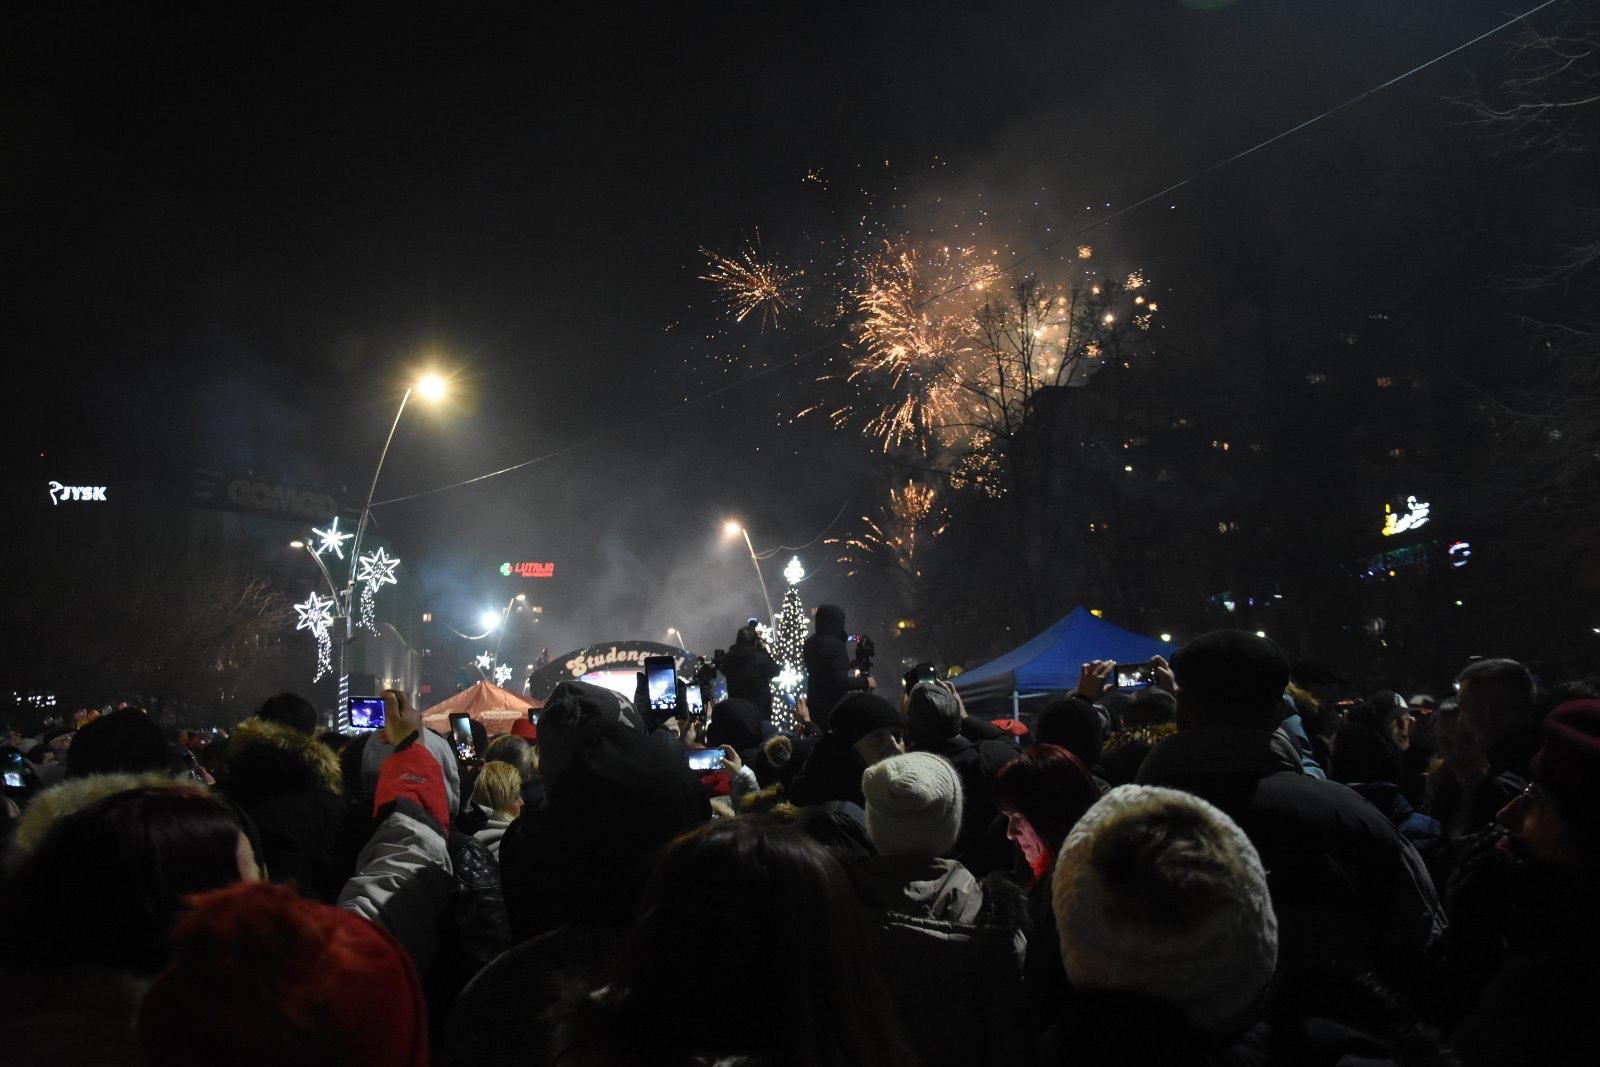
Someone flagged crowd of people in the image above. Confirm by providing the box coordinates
[2,606,1597,1065]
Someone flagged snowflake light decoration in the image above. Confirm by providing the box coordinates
[293,592,337,682]
[354,547,401,634]
[783,556,805,585]
[493,663,513,686]
[312,516,354,560]
[475,650,496,672]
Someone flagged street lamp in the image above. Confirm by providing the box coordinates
[301,371,450,715]
[347,371,450,575]
[722,519,774,623]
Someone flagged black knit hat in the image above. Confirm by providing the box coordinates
[828,693,903,747]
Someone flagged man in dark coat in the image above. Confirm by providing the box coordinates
[216,712,347,902]
[1137,630,1445,987]
[788,692,903,807]
[498,680,710,942]
[720,626,780,716]
[803,604,871,731]
[1441,699,1600,1066]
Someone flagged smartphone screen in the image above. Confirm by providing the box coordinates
[3,771,24,788]
[645,655,679,715]
[687,748,725,772]
[683,683,705,719]
[449,713,474,749]
[349,696,386,731]
[1114,662,1153,689]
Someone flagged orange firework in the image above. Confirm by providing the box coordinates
[829,479,948,577]
[700,242,800,330]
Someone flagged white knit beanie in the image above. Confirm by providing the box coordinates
[861,752,964,858]
[1052,784,1278,1032]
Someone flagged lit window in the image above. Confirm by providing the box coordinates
[421,612,433,623]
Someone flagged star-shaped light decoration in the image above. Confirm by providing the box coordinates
[311,516,354,560]
[493,663,513,687]
[354,547,402,634]
[293,592,337,682]
[783,556,805,585]
[475,650,496,672]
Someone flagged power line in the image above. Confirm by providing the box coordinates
[373,0,1557,509]
[750,499,853,559]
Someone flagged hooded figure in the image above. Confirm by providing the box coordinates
[448,698,712,1066]
[721,626,780,715]
[803,604,868,731]
[499,683,710,941]
[216,717,347,901]
[707,697,766,754]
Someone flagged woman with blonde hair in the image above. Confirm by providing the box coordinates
[469,761,523,858]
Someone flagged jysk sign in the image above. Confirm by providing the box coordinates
[48,482,107,504]
[501,561,555,578]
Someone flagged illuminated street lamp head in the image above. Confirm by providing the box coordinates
[479,609,502,631]
[415,372,448,402]
[289,540,305,549]
[722,520,743,539]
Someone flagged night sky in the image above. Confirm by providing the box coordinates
[6,1,1556,657]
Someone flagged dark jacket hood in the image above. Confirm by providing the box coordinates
[814,604,848,640]
[218,717,343,805]
[707,699,764,752]
[542,720,711,925]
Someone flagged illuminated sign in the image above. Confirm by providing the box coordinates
[47,481,107,504]
[1381,495,1430,537]
[500,561,555,578]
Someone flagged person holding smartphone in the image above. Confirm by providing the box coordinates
[358,689,461,816]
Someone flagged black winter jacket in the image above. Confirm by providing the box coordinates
[803,604,866,730]
[1138,723,1446,986]
[721,641,779,713]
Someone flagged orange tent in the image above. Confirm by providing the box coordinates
[422,681,540,736]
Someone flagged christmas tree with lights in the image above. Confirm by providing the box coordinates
[769,556,809,731]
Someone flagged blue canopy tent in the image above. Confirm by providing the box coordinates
[951,607,1176,714]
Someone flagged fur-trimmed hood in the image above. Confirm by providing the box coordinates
[217,717,342,802]
[6,772,198,873]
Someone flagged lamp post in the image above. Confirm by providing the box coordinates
[493,593,528,664]
[723,520,774,624]
[307,371,448,722]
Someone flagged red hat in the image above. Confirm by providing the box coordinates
[1533,699,1600,828]
[510,718,539,742]
[990,718,1030,737]
[374,741,450,830]
[139,881,427,1066]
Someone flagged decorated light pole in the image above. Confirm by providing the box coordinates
[289,372,447,714]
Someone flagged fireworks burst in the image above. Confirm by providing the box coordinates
[837,240,1000,451]
[829,480,948,577]
[700,241,801,330]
